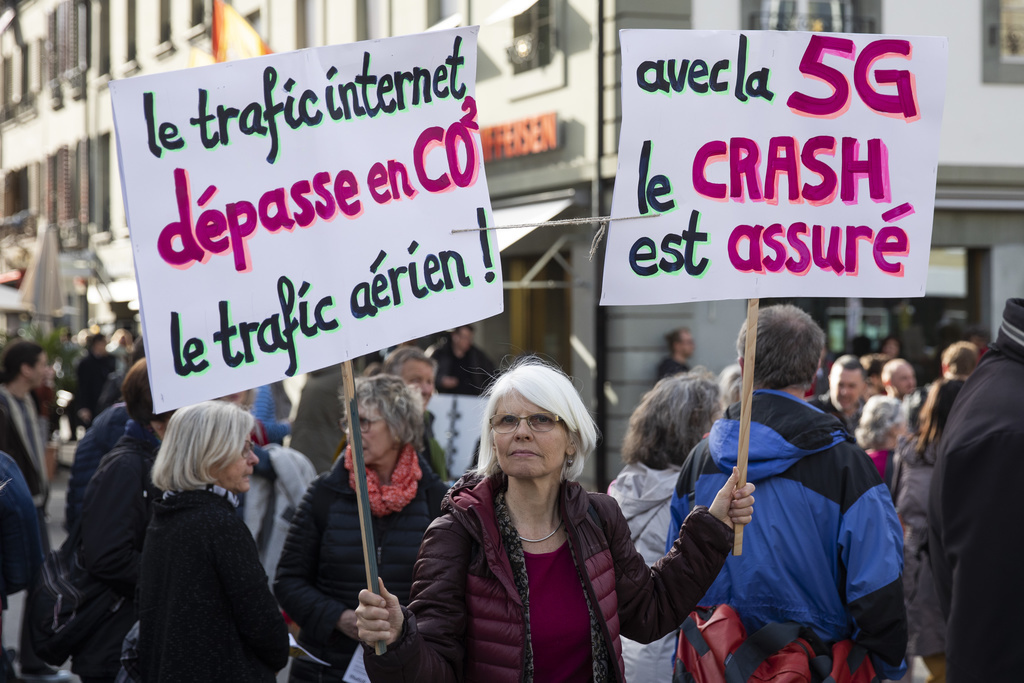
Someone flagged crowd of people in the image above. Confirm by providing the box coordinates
[0,299,1018,682]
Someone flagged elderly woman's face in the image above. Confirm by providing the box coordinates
[211,440,259,494]
[356,405,403,480]
[491,393,574,485]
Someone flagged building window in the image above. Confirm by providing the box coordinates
[362,0,388,40]
[192,0,205,27]
[46,154,57,227]
[246,10,262,38]
[1,167,31,222]
[743,0,878,33]
[77,139,90,228]
[127,0,137,63]
[98,133,111,232]
[160,0,172,44]
[33,38,45,92]
[297,0,315,48]
[99,0,110,75]
[509,0,553,74]
[2,55,13,117]
[984,0,1024,82]
[429,0,460,26]
[19,43,30,104]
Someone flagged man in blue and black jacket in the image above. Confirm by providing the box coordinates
[667,304,907,680]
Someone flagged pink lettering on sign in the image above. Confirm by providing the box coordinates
[788,36,922,122]
[692,136,888,206]
[726,221,908,278]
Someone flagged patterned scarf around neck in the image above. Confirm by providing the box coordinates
[344,443,421,517]
[493,486,612,683]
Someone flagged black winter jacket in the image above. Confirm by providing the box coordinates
[74,424,160,677]
[138,490,289,683]
[65,403,130,531]
[929,298,1024,681]
[274,455,448,681]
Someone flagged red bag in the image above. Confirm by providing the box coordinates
[673,606,878,683]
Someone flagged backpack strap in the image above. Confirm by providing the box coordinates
[723,621,806,683]
[678,445,708,515]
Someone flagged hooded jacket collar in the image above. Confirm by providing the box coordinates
[994,298,1024,363]
[708,389,852,480]
[609,462,680,521]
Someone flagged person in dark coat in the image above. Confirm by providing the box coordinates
[656,326,695,379]
[383,347,448,481]
[892,378,963,683]
[0,340,71,682]
[430,325,495,396]
[0,450,44,683]
[807,353,867,434]
[289,364,344,473]
[75,334,116,429]
[275,374,448,681]
[0,340,50,539]
[354,358,753,683]
[929,298,1024,682]
[139,400,288,683]
[64,403,130,531]
[73,360,172,683]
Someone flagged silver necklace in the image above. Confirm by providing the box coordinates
[518,520,564,543]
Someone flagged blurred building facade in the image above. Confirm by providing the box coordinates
[1,0,1021,485]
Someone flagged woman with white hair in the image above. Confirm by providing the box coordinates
[355,357,755,682]
[137,401,289,683]
[855,395,907,487]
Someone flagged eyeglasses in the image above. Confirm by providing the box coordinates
[358,417,382,432]
[489,413,562,433]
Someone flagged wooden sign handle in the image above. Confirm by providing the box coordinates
[341,361,387,655]
[734,298,759,556]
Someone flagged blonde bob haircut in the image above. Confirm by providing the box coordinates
[476,357,598,482]
[151,401,254,492]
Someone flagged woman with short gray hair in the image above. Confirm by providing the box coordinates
[609,369,722,682]
[138,400,289,682]
[855,395,907,485]
[274,374,448,682]
[355,357,755,682]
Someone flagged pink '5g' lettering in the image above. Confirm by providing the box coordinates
[788,36,920,121]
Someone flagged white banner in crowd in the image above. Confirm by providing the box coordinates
[601,30,948,305]
[111,28,502,411]
[427,393,487,480]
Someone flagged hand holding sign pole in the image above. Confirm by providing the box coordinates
[341,360,386,656]
[734,298,758,556]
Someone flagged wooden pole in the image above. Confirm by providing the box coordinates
[734,298,759,556]
[341,360,387,655]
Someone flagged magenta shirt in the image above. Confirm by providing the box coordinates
[523,542,592,682]
[867,449,890,481]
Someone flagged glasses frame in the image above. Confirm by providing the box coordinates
[489,412,562,434]
[358,416,383,432]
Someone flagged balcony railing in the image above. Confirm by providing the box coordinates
[746,11,877,33]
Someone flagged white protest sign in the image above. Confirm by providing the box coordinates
[601,30,948,305]
[111,28,502,411]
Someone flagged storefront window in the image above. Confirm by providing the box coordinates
[984,0,1024,82]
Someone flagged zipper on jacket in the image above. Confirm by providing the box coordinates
[564,499,625,683]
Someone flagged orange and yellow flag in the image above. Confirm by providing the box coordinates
[212,0,272,62]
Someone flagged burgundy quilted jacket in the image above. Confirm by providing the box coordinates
[364,474,732,682]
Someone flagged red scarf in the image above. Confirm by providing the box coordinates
[344,443,422,517]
